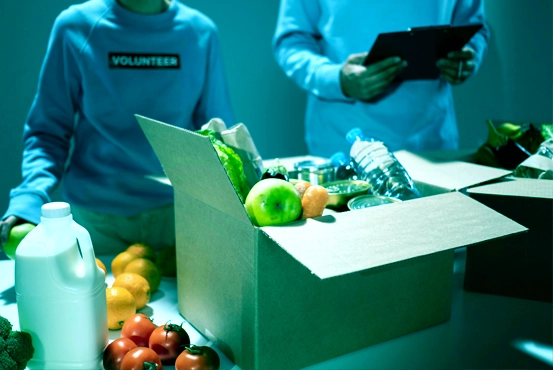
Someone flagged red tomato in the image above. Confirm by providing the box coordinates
[174,345,220,370]
[148,323,190,365]
[103,338,138,370]
[120,347,163,370]
[121,313,157,347]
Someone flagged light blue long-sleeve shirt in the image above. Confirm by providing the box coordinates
[5,0,234,224]
[273,0,489,157]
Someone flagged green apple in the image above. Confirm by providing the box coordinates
[3,223,35,260]
[245,178,302,227]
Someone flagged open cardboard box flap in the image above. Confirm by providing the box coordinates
[262,191,526,279]
[136,115,251,225]
[468,177,553,199]
[395,150,511,191]
[137,115,527,279]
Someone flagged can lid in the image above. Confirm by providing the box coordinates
[347,195,401,210]
[41,202,71,218]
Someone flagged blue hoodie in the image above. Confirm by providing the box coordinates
[273,0,490,157]
[5,0,234,224]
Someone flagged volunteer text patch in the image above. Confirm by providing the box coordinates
[109,53,180,69]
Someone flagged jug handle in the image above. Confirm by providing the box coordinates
[72,222,98,282]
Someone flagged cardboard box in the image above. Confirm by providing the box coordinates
[394,150,512,196]
[136,116,526,370]
[465,179,553,302]
[395,151,552,302]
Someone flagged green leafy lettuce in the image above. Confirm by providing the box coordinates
[541,124,553,141]
[197,129,250,203]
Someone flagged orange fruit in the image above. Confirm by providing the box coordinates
[126,243,157,262]
[111,251,140,278]
[301,185,329,219]
[106,287,136,330]
[112,272,151,310]
[294,180,312,199]
[124,258,162,293]
[155,245,177,277]
[96,258,107,277]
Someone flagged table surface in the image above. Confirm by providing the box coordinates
[1,248,551,369]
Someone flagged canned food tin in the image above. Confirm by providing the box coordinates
[294,159,335,185]
[347,194,401,210]
[323,180,371,208]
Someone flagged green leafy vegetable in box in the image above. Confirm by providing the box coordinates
[0,315,34,370]
[475,120,550,170]
[541,124,553,141]
[197,129,250,203]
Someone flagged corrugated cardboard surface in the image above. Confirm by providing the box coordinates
[465,179,553,302]
[136,114,250,225]
[262,192,527,279]
[174,191,257,367]
[395,150,511,191]
[468,177,553,199]
[415,148,478,162]
[256,233,455,369]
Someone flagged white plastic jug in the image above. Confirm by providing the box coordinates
[15,202,108,369]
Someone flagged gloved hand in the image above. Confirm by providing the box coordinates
[0,216,20,248]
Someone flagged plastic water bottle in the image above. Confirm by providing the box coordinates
[330,151,358,180]
[514,138,553,179]
[346,128,421,200]
[15,202,107,369]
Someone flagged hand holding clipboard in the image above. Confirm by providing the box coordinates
[363,24,483,81]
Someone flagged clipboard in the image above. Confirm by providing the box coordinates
[363,24,483,80]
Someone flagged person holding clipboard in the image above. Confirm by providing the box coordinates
[272,0,490,156]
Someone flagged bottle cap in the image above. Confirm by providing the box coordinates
[330,151,347,166]
[346,128,363,144]
[42,202,71,218]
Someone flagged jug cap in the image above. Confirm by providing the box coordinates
[42,202,71,218]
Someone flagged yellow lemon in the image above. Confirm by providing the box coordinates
[112,272,151,310]
[106,287,136,330]
[111,251,140,278]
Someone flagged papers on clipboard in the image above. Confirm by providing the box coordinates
[363,24,483,80]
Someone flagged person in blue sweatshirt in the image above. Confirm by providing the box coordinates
[272,0,490,157]
[0,0,234,255]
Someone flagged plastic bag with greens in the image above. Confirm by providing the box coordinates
[197,129,250,203]
[541,124,553,141]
